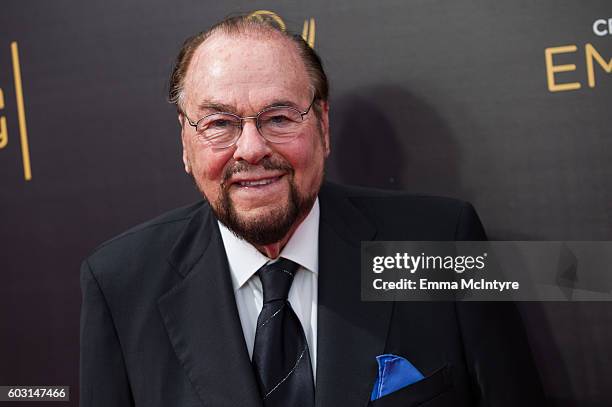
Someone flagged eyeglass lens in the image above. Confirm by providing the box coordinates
[196,107,305,147]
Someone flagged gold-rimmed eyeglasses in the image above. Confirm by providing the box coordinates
[182,97,317,149]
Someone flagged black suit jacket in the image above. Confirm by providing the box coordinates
[80,182,545,406]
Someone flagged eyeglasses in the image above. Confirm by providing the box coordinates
[183,97,316,149]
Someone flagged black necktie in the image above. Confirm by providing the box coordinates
[252,258,315,406]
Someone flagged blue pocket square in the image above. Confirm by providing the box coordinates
[370,354,425,401]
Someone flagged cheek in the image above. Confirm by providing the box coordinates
[198,158,224,181]
[189,146,234,189]
[284,133,326,185]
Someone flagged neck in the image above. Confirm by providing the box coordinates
[255,211,307,259]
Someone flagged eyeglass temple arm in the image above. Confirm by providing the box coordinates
[180,111,198,127]
[301,96,317,118]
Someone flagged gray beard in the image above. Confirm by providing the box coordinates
[215,177,316,246]
[197,156,319,246]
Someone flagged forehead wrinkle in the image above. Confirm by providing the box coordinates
[195,32,307,83]
[183,33,311,115]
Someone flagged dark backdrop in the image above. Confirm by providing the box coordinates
[1,1,611,406]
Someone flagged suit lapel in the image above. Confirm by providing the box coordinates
[316,184,394,407]
[156,184,393,407]
[158,205,262,407]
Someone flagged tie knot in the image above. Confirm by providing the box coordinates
[258,258,299,303]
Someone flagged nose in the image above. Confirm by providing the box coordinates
[232,118,272,164]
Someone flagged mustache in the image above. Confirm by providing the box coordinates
[221,157,294,184]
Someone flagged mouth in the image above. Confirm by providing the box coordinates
[229,173,286,190]
[236,177,281,188]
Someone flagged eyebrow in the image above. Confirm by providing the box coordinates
[197,101,236,113]
[197,99,303,115]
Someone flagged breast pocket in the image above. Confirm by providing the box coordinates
[369,364,452,407]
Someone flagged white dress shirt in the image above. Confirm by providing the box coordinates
[218,198,319,380]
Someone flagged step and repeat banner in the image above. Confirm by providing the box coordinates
[1,1,611,405]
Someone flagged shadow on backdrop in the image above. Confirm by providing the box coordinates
[327,85,464,198]
[326,85,574,406]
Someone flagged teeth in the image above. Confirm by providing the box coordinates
[238,177,278,187]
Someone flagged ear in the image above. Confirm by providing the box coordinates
[318,101,331,157]
[178,113,192,174]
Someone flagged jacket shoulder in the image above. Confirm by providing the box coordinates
[323,181,471,210]
[322,182,485,240]
[84,201,206,270]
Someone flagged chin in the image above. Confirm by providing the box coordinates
[223,202,299,246]
[230,197,289,216]
[213,183,308,247]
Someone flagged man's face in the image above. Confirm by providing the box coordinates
[179,33,330,246]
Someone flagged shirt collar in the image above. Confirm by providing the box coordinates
[218,198,320,292]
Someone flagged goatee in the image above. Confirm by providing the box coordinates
[204,157,318,246]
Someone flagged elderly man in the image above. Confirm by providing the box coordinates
[80,15,544,407]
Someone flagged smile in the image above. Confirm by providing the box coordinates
[233,175,284,188]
